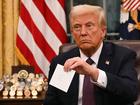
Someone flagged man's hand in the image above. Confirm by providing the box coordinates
[64,57,99,81]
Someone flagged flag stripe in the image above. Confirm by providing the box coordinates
[17,18,50,76]
[16,36,44,74]
[23,1,62,54]
[123,0,131,7]
[44,0,66,31]
[20,2,56,62]
[58,0,65,9]
[16,0,68,77]
[128,0,140,11]
[123,0,140,11]
[22,0,63,54]
[33,0,68,43]
[123,0,134,10]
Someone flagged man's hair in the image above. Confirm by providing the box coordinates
[69,4,106,27]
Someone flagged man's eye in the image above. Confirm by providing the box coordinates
[86,23,94,28]
[87,24,92,27]
[73,25,81,31]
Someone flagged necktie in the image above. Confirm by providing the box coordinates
[82,57,95,105]
[86,57,95,65]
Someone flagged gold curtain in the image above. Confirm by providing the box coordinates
[0,0,20,78]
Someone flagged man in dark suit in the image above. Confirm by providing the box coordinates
[43,4,138,105]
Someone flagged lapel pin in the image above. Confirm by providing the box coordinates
[105,60,110,65]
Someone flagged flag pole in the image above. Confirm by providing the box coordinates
[103,0,107,16]
[70,0,73,8]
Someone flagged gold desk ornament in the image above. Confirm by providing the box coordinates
[31,89,38,96]
[18,69,28,79]
[24,89,31,97]
[16,89,23,97]
[9,90,15,97]
[2,89,8,97]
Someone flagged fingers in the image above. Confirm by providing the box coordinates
[69,61,81,70]
[63,57,99,80]
[64,57,83,72]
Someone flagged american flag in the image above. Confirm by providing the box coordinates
[16,0,68,77]
[122,0,140,11]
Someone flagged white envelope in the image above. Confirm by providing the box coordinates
[49,64,75,93]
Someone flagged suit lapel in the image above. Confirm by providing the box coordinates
[66,47,80,105]
[97,42,114,72]
[95,42,114,105]
[71,47,80,57]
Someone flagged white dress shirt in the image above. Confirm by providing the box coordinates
[78,42,107,105]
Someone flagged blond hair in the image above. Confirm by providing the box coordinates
[69,4,106,27]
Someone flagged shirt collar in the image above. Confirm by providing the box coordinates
[80,42,103,64]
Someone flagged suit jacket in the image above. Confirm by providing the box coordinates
[43,42,138,105]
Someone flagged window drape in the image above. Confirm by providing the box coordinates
[0,0,20,78]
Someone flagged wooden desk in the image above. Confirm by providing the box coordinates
[0,92,45,105]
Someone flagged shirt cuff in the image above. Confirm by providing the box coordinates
[90,69,107,88]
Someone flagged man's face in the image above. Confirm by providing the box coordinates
[70,13,106,52]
